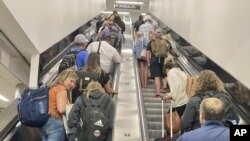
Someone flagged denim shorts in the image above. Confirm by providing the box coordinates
[40,117,65,141]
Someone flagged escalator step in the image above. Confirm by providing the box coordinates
[143,92,165,97]
[142,88,156,93]
[145,108,162,115]
[144,102,162,108]
[147,121,162,130]
[143,97,161,103]
[149,129,166,139]
[146,115,162,122]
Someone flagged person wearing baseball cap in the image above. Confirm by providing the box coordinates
[138,15,154,45]
[71,34,89,69]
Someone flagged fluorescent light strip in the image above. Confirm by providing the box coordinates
[101,11,130,15]
[116,1,144,5]
[0,95,9,102]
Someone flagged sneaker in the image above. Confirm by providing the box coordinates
[154,94,161,98]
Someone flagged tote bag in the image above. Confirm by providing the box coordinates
[164,110,181,134]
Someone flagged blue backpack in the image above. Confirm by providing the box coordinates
[17,87,49,127]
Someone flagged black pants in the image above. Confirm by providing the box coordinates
[174,104,186,117]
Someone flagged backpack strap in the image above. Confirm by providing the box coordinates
[98,95,110,111]
[97,40,101,55]
[81,94,91,107]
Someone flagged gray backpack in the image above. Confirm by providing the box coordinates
[109,23,121,50]
[196,91,239,126]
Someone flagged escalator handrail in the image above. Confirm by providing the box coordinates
[39,32,96,78]
[176,48,250,124]
[133,54,149,141]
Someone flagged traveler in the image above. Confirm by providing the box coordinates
[163,63,189,116]
[177,97,229,141]
[181,70,239,132]
[134,32,148,88]
[87,34,121,74]
[71,34,89,69]
[147,29,168,98]
[82,52,118,94]
[68,81,114,141]
[134,15,144,32]
[139,15,154,45]
[39,69,78,141]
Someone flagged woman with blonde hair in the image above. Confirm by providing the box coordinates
[134,31,148,88]
[68,81,114,141]
[181,70,226,132]
[39,69,78,141]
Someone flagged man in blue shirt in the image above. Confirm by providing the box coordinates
[71,34,89,69]
[177,97,229,141]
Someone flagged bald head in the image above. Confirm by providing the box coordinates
[199,97,225,123]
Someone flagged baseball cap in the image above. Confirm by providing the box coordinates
[155,29,163,35]
[143,15,152,22]
[74,34,88,44]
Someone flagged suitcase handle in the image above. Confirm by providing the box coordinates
[162,98,173,138]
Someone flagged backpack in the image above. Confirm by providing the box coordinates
[76,94,111,141]
[58,50,82,73]
[17,87,49,127]
[196,91,239,126]
[151,39,169,58]
[109,23,121,50]
[71,71,100,103]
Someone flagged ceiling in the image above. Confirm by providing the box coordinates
[106,0,150,22]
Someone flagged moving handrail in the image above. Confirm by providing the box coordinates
[134,55,150,141]
[39,29,96,78]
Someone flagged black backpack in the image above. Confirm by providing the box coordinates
[58,50,82,73]
[196,91,239,126]
[76,94,111,141]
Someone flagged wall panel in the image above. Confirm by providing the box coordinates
[149,0,250,89]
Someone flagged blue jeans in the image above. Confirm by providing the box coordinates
[40,117,65,141]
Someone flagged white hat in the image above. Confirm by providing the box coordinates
[155,29,163,35]
[143,15,152,22]
[74,34,88,43]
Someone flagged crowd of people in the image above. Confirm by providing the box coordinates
[38,11,126,141]
[37,12,247,141]
[133,14,243,141]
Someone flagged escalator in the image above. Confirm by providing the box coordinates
[0,22,99,141]
[134,31,205,140]
[142,81,164,141]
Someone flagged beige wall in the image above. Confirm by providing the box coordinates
[1,0,106,58]
[149,0,250,89]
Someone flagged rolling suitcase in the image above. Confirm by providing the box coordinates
[154,98,173,141]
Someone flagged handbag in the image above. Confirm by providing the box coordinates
[164,109,181,134]
[63,104,74,135]
[140,49,147,60]
[186,76,197,97]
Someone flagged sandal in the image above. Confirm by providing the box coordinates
[154,94,161,98]
[161,88,170,93]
